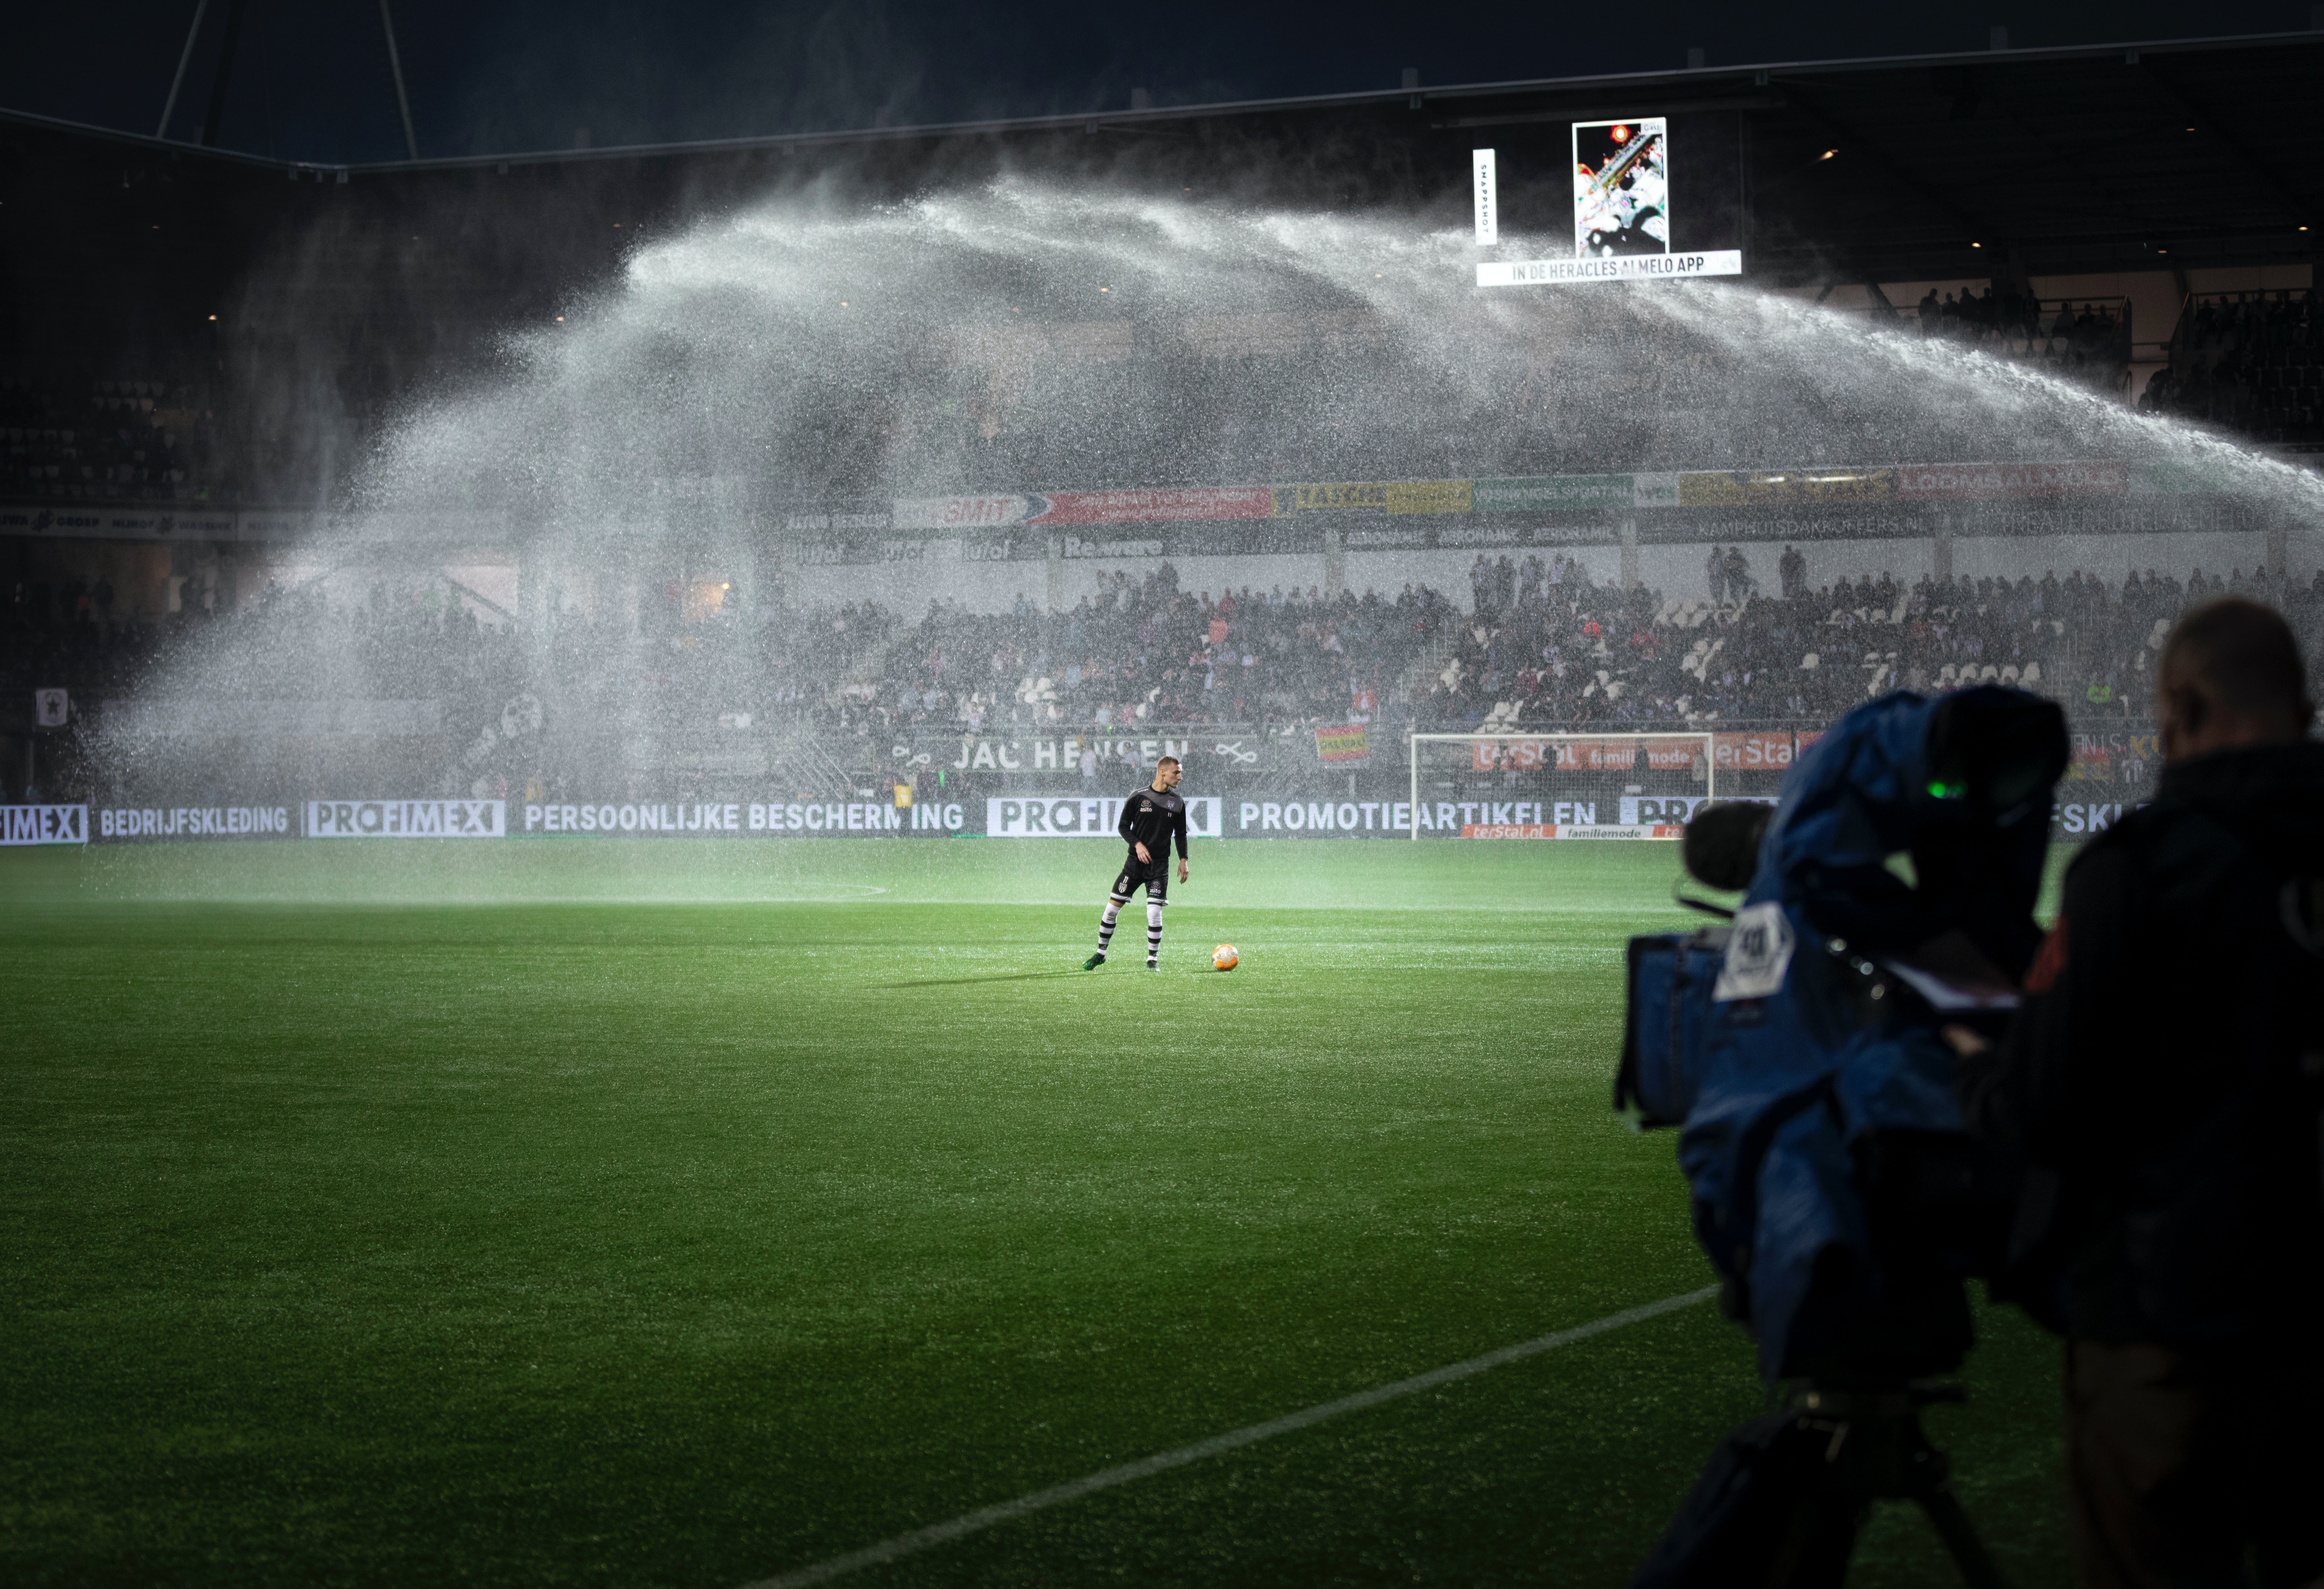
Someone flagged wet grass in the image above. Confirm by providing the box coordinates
[0,840,2070,1586]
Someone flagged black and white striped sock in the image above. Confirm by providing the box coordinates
[1146,901,1164,966]
[1097,901,1122,956]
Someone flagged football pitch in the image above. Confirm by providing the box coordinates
[1,838,2070,1587]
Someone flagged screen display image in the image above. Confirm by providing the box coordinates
[1571,118,1669,257]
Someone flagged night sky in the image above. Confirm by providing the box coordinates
[4,0,2311,165]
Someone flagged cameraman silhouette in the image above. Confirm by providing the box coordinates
[1956,597,2324,1588]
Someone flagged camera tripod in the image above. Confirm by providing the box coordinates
[1766,1383,2008,1589]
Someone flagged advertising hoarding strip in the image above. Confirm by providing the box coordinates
[47,784,2134,845]
[1040,488,1275,524]
[1460,823,1686,839]
[1471,476,1636,513]
[520,800,967,835]
[1,805,89,845]
[764,456,2215,559]
[7,460,2224,564]
[986,796,1222,839]
[306,799,506,838]
[1891,460,2126,500]
[99,805,295,840]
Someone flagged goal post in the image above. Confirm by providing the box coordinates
[1406,731,1717,839]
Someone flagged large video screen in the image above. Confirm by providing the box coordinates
[1571,118,1669,257]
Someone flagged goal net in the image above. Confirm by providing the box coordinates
[1405,732,1716,839]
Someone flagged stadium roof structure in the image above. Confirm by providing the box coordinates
[2,28,2319,392]
[350,26,2324,285]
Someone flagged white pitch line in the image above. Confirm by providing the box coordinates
[741,1284,1720,1589]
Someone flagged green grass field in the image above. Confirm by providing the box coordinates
[1,838,2072,1587]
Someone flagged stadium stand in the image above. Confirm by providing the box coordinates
[13,557,2321,746]
[1906,290,2133,395]
[2140,289,2322,448]
[867,570,1451,734]
[1421,561,2324,736]
[0,375,218,502]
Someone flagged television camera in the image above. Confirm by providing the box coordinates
[1616,686,2068,1587]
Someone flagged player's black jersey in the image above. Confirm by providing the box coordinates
[1118,783,1189,861]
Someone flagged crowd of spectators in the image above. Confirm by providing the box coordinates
[1904,290,2131,392]
[2139,290,2322,447]
[0,376,215,503]
[855,565,1453,734]
[1419,552,2324,737]
[13,540,2324,805]
[2,569,900,799]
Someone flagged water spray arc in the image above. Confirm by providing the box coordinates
[117,179,2321,809]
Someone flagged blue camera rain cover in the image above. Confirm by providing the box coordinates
[1671,687,2050,1381]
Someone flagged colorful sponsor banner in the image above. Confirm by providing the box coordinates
[770,455,2248,551]
[2061,729,2161,785]
[1314,725,1371,764]
[1469,738,1704,772]
[306,799,505,838]
[1633,472,1681,507]
[99,804,294,840]
[1471,475,1636,513]
[1678,469,1895,507]
[1044,487,1276,524]
[1712,731,1796,771]
[1280,480,1473,515]
[1462,822,1684,839]
[986,796,1222,838]
[2,804,87,845]
[891,495,1039,530]
[1892,460,2126,500]
[891,488,1276,531]
[0,503,242,541]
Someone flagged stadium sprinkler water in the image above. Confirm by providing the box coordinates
[114,178,2324,811]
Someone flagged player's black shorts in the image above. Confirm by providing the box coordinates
[1110,853,1169,905]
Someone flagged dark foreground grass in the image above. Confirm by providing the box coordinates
[0,840,2070,1587]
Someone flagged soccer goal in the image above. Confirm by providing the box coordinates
[1405,731,1716,839]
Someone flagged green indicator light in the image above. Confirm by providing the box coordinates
[1927,780,1966,799]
